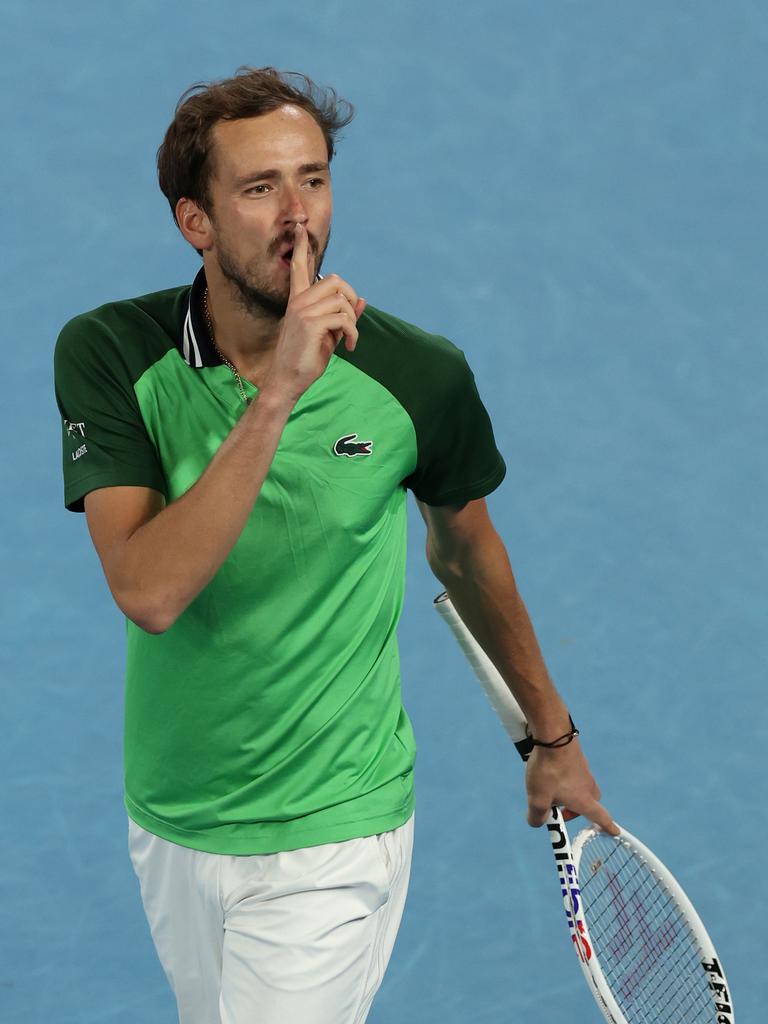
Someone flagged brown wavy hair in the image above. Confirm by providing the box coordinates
[157,66,354,226]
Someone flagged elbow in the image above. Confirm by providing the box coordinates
[130,612,175,636]
[426,540,467,587]
[113,586,181,635]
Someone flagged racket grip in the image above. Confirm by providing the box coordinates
[433,591,533,760]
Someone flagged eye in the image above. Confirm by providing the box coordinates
[245,184,271,195]
[305,177,326,189]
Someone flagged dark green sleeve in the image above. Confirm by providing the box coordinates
[406,351,506,506]
[338,305,506,507]
[54,313,167,512]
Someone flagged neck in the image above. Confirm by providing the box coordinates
[203,261,283,377]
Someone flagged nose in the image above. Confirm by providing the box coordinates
[281,185,308,228]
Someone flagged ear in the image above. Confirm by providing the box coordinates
[176,197,214,252]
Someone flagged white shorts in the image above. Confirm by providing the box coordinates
[128,814,414,1024]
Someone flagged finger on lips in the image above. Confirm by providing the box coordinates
[288,226,363,324]
[289,223,311,294]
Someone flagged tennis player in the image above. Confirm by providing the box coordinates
[54,66,616,1024]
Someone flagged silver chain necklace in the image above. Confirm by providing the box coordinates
[203,288,251,405]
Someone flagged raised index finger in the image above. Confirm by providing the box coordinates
[290,222,312,297]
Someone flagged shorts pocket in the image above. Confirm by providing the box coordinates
[373,828,396,888]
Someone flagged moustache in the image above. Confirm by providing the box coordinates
[269,232,320,257]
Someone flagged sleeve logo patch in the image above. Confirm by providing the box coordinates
[65,420,86,439]
[333,433,373,457]
[64,420,87,460]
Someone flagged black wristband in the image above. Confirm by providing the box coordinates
[527,715,579,749]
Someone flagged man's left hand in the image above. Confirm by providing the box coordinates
[525,737,619,835]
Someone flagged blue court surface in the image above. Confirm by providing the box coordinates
[3,2,766,1021]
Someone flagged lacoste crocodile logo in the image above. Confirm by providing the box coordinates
[333,433,373,457]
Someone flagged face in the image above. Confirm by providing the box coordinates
[204,105,333,318]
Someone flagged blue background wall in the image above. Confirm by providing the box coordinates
[3,2,765,1021]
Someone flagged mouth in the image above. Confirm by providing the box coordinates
[277,235,318,269]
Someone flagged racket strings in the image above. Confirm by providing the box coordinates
[578,835,716,1024]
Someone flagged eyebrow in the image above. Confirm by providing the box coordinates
[233,162,330,188]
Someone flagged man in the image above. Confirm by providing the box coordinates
[55,67,616,1024]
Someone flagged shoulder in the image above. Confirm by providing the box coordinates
[55,284,189,384]
[349,304,504,504]
[344,303,474,406]
[358,303,467,368]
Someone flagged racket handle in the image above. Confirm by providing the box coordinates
[433,592,533,760]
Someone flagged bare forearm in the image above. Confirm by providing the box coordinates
[422,499,616,833]
[112,391,293,631]
[428,527,570,740]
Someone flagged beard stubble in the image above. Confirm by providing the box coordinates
[216,227,331,320]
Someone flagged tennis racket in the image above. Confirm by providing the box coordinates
[434,591,734,1024]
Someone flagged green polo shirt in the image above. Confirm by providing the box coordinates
[54,268,506,854]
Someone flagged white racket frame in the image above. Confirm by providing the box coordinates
[433,591,734,1024]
